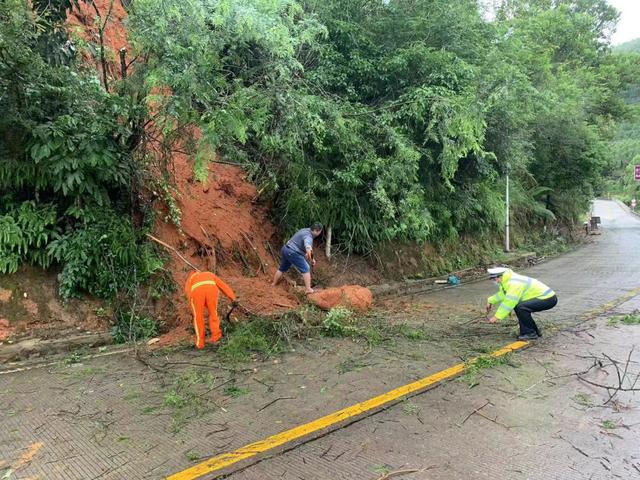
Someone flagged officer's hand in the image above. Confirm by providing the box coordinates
[487,316,498,324]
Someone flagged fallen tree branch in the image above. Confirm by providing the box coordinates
[146,234,199,270]
[576,347,640,404]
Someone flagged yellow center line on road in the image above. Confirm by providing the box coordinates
[581,287,640,320]
[166,340,528,480]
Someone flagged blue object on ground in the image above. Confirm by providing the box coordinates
[447,275,460,286]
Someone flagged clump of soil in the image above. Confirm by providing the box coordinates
[308,286,373,312]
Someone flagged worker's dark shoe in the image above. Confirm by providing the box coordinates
[517,332,539,341]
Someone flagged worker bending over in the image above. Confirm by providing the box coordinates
[184,271,237,349]
[272,222,323,294]
[486,267,558,341]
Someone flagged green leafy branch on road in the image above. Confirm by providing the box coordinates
[462,354,512,388]
[162,369,220,433]
[217,306,434,364]
[607,313,640,326]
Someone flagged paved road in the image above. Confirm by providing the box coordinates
[422,199,640,323]
[1,200,639,480]
[227,199,640,480]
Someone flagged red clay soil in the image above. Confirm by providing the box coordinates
[67,0,130,76]
[154,153,300,338]
[308,286,373,312]
[0,318,13,342]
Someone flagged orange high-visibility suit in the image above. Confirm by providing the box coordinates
[184,271,236,349]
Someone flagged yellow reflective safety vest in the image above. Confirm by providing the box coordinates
[487,269,555,321]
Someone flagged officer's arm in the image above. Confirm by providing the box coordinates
[487,293,501,305]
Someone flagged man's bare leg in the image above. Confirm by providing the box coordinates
[302,272,313,294]
[272,270,283,286]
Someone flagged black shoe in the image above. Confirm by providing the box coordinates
[518,332,539,341]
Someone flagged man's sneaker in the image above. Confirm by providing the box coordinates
[518,332,539,341]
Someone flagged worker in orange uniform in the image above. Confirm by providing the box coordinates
[184,271,237,349]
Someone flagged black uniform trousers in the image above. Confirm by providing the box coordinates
[514,295,558,336]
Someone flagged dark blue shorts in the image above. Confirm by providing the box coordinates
[278,245,310,274]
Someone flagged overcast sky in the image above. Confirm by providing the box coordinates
[608,0,640,45]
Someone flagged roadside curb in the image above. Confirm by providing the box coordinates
[0,332,112,364]
[613,198,640,220]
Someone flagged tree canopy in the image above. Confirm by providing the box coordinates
[1,0,638,294]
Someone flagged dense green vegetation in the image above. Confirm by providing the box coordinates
[606,38,640,205]
[1,0,639,302]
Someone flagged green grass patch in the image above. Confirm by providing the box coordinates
[62,350,84,365]
[600,419,618,430]
[322,307,359,336]
[393,324,430,341]
[322,308,431,346]
[218,314,306,363]
[608,313,640,326]
[572,393,594,407]
[371,465,392,475]
[462,354,511,388]
[185,451,200,461]
[401,400,421,415]
[337,356,370,374]
[162,368,218,433]
[223,385,249,398]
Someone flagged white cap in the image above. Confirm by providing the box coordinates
[487,267,508,278]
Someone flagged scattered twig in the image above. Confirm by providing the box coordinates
[257,396,296,412]
[374,467,434,480]
[576,348,640,405]
[232,240,253,274]
[459,400,491,426]
[475,411,512,429]
[199,224,217,273]
[252,377,276,392]
[241,232,266,273]
[511,359,603,400]
[557,435,590,457]
[265,241,279,263]
[273,302,296,308]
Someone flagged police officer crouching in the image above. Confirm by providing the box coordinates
[485,267,558,341]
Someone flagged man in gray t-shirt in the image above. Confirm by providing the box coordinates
[272,222,323,294]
